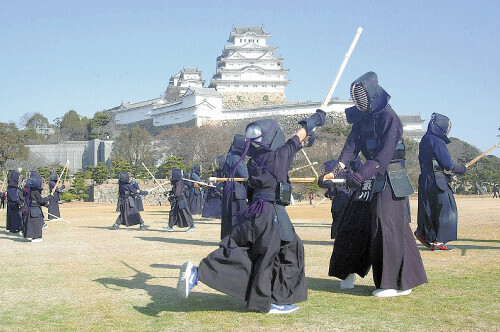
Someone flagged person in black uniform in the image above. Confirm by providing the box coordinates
[23,174,50,242]
[47,173,64,221]
[176,110,325,314]
[415,113,467,251]
[111,172,149,230]
[164,168,195,232]
[6,171,24,234]
[319,157,362,239]
[326,72,427,297]
[188,165,203,215]
[201,156,225,219]
[220,134,248,239]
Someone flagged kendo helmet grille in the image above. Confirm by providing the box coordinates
[351,83,369,112]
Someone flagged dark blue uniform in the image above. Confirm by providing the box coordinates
[48,180,62,219]
[6,172,24,233]
[329,72,427,291]
[220,135,249,239]
[188,166,203,215]
[416,113,466,246]
[202,157,225,219]
[198,119,308,313]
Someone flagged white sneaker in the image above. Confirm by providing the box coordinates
[340,273,356,289]
[177,261,198,298]
[372,288,412,297]
[268,304,299,314]
[31,238,43,243]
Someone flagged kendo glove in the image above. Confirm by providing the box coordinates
[163,191,169,197]
[344,172,364,189]
[303,132,316,147]
[299,109,326,136]
[139,190,148,196]
[453,164,467,175]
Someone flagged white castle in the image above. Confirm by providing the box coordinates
[108,25,424,136]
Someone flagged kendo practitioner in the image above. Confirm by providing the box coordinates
[187,165,203,215]
[177,111,326,314]
[220,134,249,239]
[47,173,65,220]
[415,113,467,251]
[131,178,144,212]
[319,157,362,239]
[0,191,5,209]
[164,168,195,232]
[493,184,499,198]
[201,156,225,219]
[111,171,149,230]
[326,72,427,297]
[6,171,24,234]
[23,174,50,242]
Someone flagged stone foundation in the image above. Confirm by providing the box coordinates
[222,92,288,109]
[88,179,172,205]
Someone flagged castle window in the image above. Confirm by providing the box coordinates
[244,85,248,87]
[253,85,257,87]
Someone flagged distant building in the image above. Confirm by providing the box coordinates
[27,139,112,172]
[165,68,206,102]
[209,25,290,108]
[35,127,55,138]
[399,114,426,141]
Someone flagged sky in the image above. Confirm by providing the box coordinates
[1,0,499,156]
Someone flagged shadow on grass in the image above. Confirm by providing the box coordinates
[293,223,331,228]
[458,238,500,244]
[415,242,500,256]
[135,236,219,247]
[302,240,334,246]
[94,261,245,316]
[0,233,30,242]
[307,276,374,297]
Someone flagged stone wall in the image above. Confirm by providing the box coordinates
[221,92,287,109]
[87,179,172,205]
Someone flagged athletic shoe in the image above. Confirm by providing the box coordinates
[186,226,197,232]
[268,304,300,314]
[140,224,149,229]
[177,261,198,298]
[111,224,120,230]
[432,243,455,251]
[163,226,174,232]
[372,288,412,297]
[340,273,356,289]
[414,230,431,248]
[42,223,48,230]
[18,231,24,238]
[31,238,43,243]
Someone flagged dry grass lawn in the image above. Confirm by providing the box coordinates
[0,195,499,331]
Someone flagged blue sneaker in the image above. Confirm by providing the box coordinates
[186,226,196,232]
[268,304,299,314]
[163,226,174,232]
[177,261,198,298]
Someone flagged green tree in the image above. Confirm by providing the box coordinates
[110,156,132,178]
[88,111,111,139]
[88,162,109,184]
[59,110,90,141]
[156,157,187,179]
[26,113,50,129]
[111,126,152,167]
[60,169,90,201]
[0,123,30,173]
[37,166,51,180]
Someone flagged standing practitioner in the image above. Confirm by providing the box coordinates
[201,156,225,219]
[188,165,203,215]
[131,178,144,212]
[415,113,467,251]
[220,134,248,239]
[24,174,50,242]
[319,157,362,239]
[48,173,64,221]
[164,168,195,232]
[0,191,5,209]
[111,172,149,230]
[177,111,325,314]
[6,171,24,234]
[327,72,427,297]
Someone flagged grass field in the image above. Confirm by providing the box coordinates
[0,195,499,331]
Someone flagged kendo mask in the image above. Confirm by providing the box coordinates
[216,156,225,169]
[350,71,390,113]
[8,171,21,188]
[230,134,246,154]
[192,165,202,176]
[171,168,183,182]
[429,113,452,143]
[49,173,58,182]
[118,171,132,183]
[245,119,285,156]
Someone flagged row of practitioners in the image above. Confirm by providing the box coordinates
[6,171,64,242]
[173,71,467,314]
